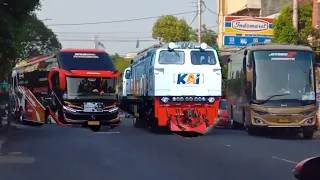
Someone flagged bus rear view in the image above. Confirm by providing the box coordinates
[227,43,317,139]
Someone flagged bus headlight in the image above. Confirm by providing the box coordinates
[161,97,170,103]
[208,97,215,103]
[299,109,315,116]
[63,106,77,113]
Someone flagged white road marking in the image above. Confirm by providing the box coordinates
[272,156,298,164]
[94,132,120,134]
[225,144,231,147]
[0,156,35,164]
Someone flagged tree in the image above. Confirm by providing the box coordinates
[0,0,41,76]
[199,24,217,46]
[152,15,194,43]
[273,2,319,45]
[18,13,62,60]
[110,53,121,63]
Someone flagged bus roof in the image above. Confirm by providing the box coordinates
[243,43,313,51]
[60,48,107,53]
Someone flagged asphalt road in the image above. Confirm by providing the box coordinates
[0,118,320,180]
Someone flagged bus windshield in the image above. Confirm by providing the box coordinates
[58,52,116,71]
[252,50,315,101]
[66,77,116,99]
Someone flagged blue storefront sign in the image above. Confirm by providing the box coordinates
[223,36,273,46]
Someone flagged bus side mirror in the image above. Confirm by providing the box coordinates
[59,72,66,91]
[130,60,133,64]
[244,50,248,55]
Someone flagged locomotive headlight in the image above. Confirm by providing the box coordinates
[208,97,215,103]
[200,43,208,50]
[161,97,170,103]
[168,42,176,50]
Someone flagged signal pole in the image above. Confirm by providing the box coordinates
[293,0,298,31]
[197,0,202,43]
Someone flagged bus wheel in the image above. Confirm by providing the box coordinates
[90,125,101,132]
[247,127,257,136]
[133,118,144,128]
[302,129,314,139]
[230,119,241,129]
[18,109,25,124]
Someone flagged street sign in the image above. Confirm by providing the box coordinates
[223,36,273,47]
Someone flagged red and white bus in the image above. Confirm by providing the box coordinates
[11,49,120,131]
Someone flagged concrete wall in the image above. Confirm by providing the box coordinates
[226,0,261,15]
[260,0,292,17]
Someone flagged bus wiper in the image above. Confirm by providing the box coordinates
[254,93,290,105]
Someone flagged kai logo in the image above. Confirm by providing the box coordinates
[177,73,200,85]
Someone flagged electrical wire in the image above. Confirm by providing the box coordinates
[189,13,198,27]
[47,11,196,26]
[54,31,151,34]
[57,35,153,39]
[58,39,157,42]
[202,1,217,15]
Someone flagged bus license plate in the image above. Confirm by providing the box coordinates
[278,118,291,123]
[88,121,100,125]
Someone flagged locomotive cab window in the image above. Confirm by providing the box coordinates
[191,51,216,65]
[158,50,185,65]
[125,69,131,79]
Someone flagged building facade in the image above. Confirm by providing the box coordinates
[217,0,316,48]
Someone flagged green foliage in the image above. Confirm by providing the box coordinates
[221,65,228,95]
[112,56,131,89]
[0,0,42,77]
[273,2,319,45]
[152,15,194,43]
[198,24,218,46]
[114,57,131,73]
[110,53,121,64]
[17,13,62,60]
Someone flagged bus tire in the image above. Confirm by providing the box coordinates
[231,119,242,129]
[90,125,101,132]
[247,127,257,136]
[302,129,314,139]
[133,118,143,128]
[18,108,25,124]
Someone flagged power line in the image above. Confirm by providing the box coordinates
[57,35,153,39]
[58,39,157,42]
[189,13,198,27]
[202,1,217,15]
[55,31,151,34]
[47,11,196,26]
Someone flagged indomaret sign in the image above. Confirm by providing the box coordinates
[224,16,274,36]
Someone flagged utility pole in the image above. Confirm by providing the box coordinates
[197,0,202,43]
[293,0,298,31]
[93,36,98,49]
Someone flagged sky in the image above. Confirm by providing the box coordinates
[36,0,218,55]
